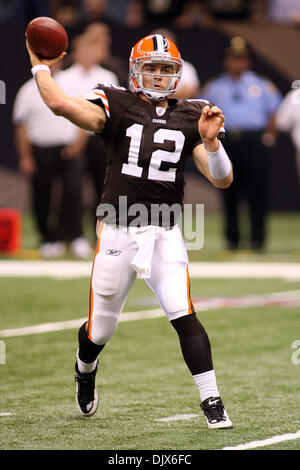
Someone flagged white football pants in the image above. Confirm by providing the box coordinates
[85,222,195,345]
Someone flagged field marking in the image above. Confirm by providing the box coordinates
[156,414,199,422]
[222,429,300,450]
[0,290,299,338]
[0,413,13,417]
[0,260,300,280]
[0,309,165,338]
[0,260,92,279]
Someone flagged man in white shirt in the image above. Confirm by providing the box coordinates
[13,61,89,258]
[61,33,119,96]
[276,84,300,183]
[13,33,119,257]
[63,33,119,227]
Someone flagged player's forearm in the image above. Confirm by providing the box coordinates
[192,142,233,189]
[34,70,106,132]
[205,141,233,188]
[34,70,67,115]
[202,136,220,152]
[211,169,233,189]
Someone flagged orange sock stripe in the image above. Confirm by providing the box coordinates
[86,222,104,339]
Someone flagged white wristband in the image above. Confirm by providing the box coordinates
[205,140,231,180]
[31,64,51,78]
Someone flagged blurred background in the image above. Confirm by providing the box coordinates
[0,0,299,260]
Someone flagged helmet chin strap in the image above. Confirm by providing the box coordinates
[144,91,166,102]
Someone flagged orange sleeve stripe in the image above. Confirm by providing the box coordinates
[94,92,109,107]
[94,91,106,99]
[93,91,110,116]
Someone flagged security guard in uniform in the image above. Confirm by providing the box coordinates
[202,37,282,250]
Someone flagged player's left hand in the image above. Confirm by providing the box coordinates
[198,105,225,146]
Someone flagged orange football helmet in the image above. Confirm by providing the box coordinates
[129,34,183,102]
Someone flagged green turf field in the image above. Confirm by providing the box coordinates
[0,212,300,450]
[0,276,300,450]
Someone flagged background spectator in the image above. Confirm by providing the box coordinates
[12,61,89,259]
[125,0,201,28]
[276,83,300,183]
[62,33,119,228]
[85,22,128,87]
[201,36,282,251]
[267,0,300,25]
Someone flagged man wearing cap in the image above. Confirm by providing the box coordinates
[201,37,282,250]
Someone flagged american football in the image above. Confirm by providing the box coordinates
[26,17,68,59]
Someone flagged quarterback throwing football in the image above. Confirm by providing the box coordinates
[26,33,233,429]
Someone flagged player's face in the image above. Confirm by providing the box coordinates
[141,62,175,92]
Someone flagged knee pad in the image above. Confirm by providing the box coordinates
[89,314,118,345]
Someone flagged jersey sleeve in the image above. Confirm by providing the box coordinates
[82,84,111,120]
[186,98,226,142]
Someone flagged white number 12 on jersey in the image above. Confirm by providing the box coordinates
[121,124,185,182]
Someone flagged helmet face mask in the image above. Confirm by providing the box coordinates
[129,35,183,102]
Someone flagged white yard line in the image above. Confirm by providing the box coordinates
[1,290,300,338]
[0,309,165,338]
[0,260,300,280]
[222,429,300,450]
[189,262,300,281]
[156,414,199,422]
[0,260,92,279]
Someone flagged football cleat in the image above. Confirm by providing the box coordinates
[129,34,183,102]
[75,361,99,417]
[200,397,233,429]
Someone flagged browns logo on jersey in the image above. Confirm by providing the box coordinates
[84,84,225,226]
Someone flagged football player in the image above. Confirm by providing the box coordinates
[26,34,233,430]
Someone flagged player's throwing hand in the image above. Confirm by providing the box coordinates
[26,39,66,68]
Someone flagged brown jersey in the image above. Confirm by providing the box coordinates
[84,84,224,226]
